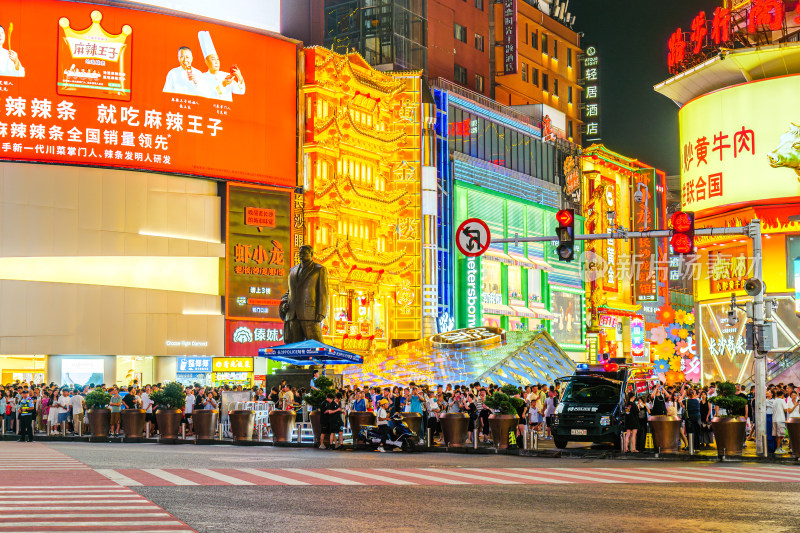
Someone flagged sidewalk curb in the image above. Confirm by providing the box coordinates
[5,434,799,464]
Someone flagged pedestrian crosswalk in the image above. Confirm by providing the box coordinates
[0,443,195,532]
[95,465,800,487]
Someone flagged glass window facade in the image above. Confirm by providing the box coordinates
[446,103,558,184]
[324,0,427,72]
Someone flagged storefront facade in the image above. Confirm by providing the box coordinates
[677,74,800,383]
[452,180,586,357]
[432,84,582,338]
[581,145,668,363]
[301,47,424,354]
[0,0,298,386]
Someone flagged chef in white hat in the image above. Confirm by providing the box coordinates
[198,31,245,102]
[162,45,205,96]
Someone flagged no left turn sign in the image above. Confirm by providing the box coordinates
[456,218,491,257]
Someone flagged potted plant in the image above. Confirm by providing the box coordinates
[648,384,682,453]
[84,389,111,441]
[709,381,748,457]
[193,399,219,442]
[121,397,146,442]
[485,391,525,449]
[303,376,334,446]
[150,382,186,441]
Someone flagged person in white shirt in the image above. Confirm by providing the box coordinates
[70,392,84,434]
[56,389,70,433]
[184,387,195,435]
[0,26,23,77]
[141,386,154,435]
[773,389,788,454]
[163,46,205,97]
[198,31,244,102]
[786,390,800,419]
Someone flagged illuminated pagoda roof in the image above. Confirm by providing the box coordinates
[342,330,576,388]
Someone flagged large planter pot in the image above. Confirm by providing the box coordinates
[787,418,800,459]
[310,410,323,445]
[400,412,423,436]
[348,411,376,446]
[155,409,183,440]
[648,415,682,453]
[440,413,469,447]
[193,409,218,440]
[229,410,255,441]
[488,414,519,449]
[121,409,146,439]
[87,408,110,440]
[269,410,296,443]
[711,416,746,457]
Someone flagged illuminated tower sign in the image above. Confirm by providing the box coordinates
[581,45,601,145]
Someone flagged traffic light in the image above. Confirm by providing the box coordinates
[555,209,575,262]
[670,211,695,256]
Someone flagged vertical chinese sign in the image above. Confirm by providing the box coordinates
[633,169,658,302]
[226,184,291,357]
[502,0,517,75]
[581,45,601,145]
[602,178,618,294]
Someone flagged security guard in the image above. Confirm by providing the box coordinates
[17,389,35,442]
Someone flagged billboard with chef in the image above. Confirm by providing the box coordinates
[0,0,296,186]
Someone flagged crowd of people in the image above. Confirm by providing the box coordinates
[1,377,797,455]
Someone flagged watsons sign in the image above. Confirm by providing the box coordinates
[460,254,482,328]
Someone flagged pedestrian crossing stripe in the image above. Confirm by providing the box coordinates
[95,466,800,487]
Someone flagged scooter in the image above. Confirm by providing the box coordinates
[358,413,418,452]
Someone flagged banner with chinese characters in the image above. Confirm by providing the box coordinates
[226,320,284,357]
[0,0,296,185]
[177,357,212,373]
[226,184,292,322]
[502,0,517,75]
[633,169,658,302]
[708,245,751,294]
[212,357,253,372]
[581,45,600,145]
[679,74,800,214]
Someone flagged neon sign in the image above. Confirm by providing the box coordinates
[581,46,600,144]
[667,1,799,75]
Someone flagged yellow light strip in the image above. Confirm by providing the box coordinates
[139,230,221,244]
[0,256,220,295]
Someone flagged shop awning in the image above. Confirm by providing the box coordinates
[599,302,642,316]
[511,305,538,319]
[259,340,363,365]
[508,252,536,269]
[526,255,554,271]
[483,249,515,265]
[535,308,560,320]
[483,303,516,317]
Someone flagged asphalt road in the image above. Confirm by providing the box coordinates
[48,442,800,533]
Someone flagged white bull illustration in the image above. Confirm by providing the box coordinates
[768,123,800,182]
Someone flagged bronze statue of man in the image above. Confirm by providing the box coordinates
[279,245,329,343]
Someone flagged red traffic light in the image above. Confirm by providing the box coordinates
[556,209,574,226]
[670,211,695,255]
[671,233,693,254]
[671,211,693,233]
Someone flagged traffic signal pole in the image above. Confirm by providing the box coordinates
[491,220,768,457]
[748,220,767,457]
[492,225,749,244]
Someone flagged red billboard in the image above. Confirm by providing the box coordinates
[0,0,296,186]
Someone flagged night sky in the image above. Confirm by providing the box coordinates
[569,0,721,175]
